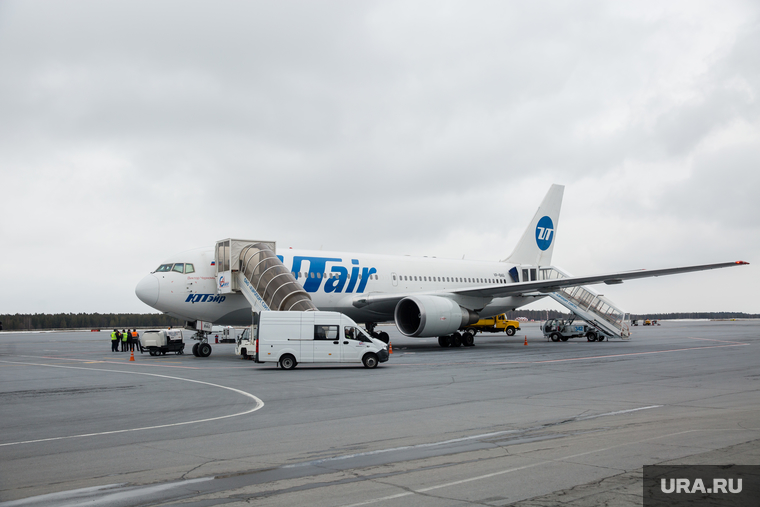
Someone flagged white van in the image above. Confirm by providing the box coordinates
[253,311,389,369]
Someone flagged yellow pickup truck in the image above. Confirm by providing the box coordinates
[465,314,521,336]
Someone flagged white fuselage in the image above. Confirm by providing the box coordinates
[136,246,538,327]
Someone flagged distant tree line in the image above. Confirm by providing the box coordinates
[1,310,757,331]
[0,313,184,331]
[630,312,759,321]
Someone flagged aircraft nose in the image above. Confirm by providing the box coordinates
[135,274,160,306]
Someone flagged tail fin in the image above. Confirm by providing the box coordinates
[504,184,564,266]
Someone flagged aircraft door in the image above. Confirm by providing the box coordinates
[391,272,398,287]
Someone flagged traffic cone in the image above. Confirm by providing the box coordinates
[130,349,135,361]
[524,336,528,346]
[389,342,393,354]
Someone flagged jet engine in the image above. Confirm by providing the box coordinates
[394,295,479,337]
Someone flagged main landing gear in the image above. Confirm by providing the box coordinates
[191,331,213,358]
[365,322,390,344]
[437,330,475,348]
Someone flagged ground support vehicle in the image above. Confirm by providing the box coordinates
[235,327,254,360]
[140,329,186,355]
[465,314,521,336]
[541,319,607,342]
[212,325,235,343]
[252,311,389,369]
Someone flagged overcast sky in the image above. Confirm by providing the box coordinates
[1,0,758,316]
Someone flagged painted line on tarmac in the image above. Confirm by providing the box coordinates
[0,360,264,447]
[14,354,253,370]
[286,405,662,469]
[390,343,749,367]
[684,336,747,345]
[338,428,755,507]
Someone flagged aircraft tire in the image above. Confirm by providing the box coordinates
[550,333,561,342]
[377,331,390,344]
[280,354,297,370]
[451,332,462,347]
[506,326,516,336]
[192,343,200,357]
[198,343,212,357]
[149,350,156,356]
[438,336,451,347]
[362,353,379,368]
[462,332,475,347]
[597,336,605,342]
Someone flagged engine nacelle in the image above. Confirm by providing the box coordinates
[394,295,479,337]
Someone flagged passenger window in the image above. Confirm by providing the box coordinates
[185,263,195,274]
[172,263,184,274]
[314,325,339,340]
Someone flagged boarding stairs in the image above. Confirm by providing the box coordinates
[539,266,631,339]
[215,239,317,313]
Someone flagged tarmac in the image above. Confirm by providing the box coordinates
[0,320,758,506]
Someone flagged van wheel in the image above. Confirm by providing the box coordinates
[198,343,212,357]
[586,332,597,342]
[438,336,451,347]
[192,343,200,357]
[362,353,379,368]
[550,333,561,342]
[149,350,156,356]
[280,354,297,370]
[560,336,569,342]
[377,332,390,344]
[506,326,516,336]
[597,336,605,342]
[462,332,475,347]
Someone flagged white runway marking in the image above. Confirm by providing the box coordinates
[286,405,662,468]
[338,428,756,507]
[0,360,264,447]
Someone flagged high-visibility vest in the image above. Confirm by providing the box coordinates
[111,332,117,341]
[122,332,128,341]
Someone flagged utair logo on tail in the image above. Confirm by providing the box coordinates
[535,216,554,251]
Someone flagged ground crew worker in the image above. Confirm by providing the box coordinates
[111,329,119,352]
[121,329,128,351]
[131,329,140,352]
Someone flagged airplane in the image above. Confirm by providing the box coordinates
[135,184,748,349]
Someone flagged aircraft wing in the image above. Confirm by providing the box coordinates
[352,261,749,311]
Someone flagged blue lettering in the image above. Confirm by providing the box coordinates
[291,256,342,293]
[356,267,377,293]
[346,259,360,293]
[325,266,348,293]
[185,294,194,302]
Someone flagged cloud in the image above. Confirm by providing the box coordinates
[0,0,757,314]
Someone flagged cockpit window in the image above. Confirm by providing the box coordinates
[172,263,185,274]
[155,264,173,272]
[185,263,195,274]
